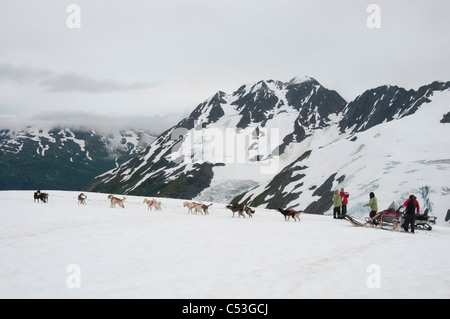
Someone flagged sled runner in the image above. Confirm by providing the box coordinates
[345,209,400,231]
[346,203,435,232]
[345,215,366,227]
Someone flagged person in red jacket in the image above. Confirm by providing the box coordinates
[403,195,420,233]
[403,195,420,214]
[340,188,350,219]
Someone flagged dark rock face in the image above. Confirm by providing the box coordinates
[441,112,450,124]
[303,173,337,215]
[233,81,282,129]
[339,81,450,133]
[242,150,312,209]
[189,91,227,127]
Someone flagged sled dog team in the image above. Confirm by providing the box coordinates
[33,190,303,221]
[107,190,434,229]
[105,195,299,221]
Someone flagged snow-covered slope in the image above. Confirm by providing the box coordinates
[0,190,449,299]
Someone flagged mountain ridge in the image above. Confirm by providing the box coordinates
[82,77,450,219]
[83,76,348,197]
[0,127,156,190]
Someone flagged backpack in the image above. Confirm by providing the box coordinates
[406,200,416,215]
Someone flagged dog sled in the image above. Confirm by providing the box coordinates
[345,202,436,231]
[345,206,402,231]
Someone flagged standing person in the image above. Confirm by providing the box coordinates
[365,192,378,225]
[340,188,349,219]
[333,189,342,219]
[403,195,420,233]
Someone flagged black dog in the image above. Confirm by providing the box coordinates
[34,191,49,203]
[278,208,302,222]
[226,203,255,218]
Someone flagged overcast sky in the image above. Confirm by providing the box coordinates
[0,0,449,133]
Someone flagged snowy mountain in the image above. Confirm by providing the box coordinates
[0,127,156,190]
[83,78,450,223]
[237,82,450,222]
[83,76,346,197]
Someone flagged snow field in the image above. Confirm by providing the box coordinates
[0,190,449,299]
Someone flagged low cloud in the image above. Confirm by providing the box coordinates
[0,62,156,93]
[40,73,156,93]
[0,111,182,135]
[0,62,50,83]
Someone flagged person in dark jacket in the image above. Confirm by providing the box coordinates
[403,195,420,233]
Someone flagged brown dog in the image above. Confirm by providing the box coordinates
[108,195,126,208]
[78,193,87,205]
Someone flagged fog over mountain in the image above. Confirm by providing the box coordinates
[0,111,182,136]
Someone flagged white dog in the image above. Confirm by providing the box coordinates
[144,199,162,211]
[153,200,162,211]
[144,199,155,210]
[183,201,198,214]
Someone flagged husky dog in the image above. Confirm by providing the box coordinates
[78,193,87,205]
[144,199,155,210]
[108,195,126,208]
[226,203,255,218]
[200,203,213,215]
[242,205,255,218]
[153,200,162,211]
[144,199,162,211]
[184,201,198,214]
[226,203,243,218]
[278,208,302,222]
[34,191,49,203]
